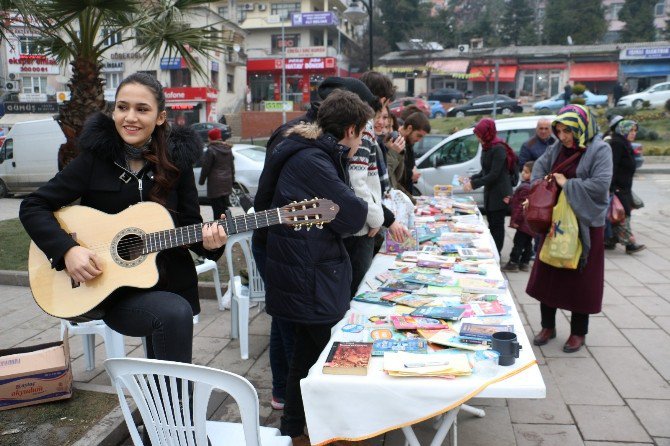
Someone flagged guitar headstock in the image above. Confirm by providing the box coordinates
[280,198,340,230]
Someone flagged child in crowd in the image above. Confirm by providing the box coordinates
[502,161,535,272]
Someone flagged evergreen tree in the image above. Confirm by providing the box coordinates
[619,0,657,42]
[543,0,606,45]
[499,0,537,46]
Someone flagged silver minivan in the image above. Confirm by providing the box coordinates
[413,115,556,205]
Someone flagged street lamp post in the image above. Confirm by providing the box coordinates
[332,6,342,77]
[344,0,373,71]
[281,14,286,124]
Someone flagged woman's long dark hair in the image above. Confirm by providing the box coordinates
[115,73,179,205]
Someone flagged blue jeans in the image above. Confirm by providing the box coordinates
[252,241,295,400]
[103,289,194,363]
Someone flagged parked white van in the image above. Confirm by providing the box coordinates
[413,115,557,206]
[0,118,65,197]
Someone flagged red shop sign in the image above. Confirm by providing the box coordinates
[163,87,218,102]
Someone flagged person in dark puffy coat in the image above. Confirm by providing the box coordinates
[257,90,370,441]
[199,127,235,220]
[19,73,227,365]
[502,161,535,272]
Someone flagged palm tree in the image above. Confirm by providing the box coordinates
[12,0,235,167]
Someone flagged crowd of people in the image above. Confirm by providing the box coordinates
[18,70,646,445]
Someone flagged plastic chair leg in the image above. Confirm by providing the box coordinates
[238,296,250,360]
[83,334,96,371]
[211,268,224,310]
[102,325,126,359]
[231,297,240,339]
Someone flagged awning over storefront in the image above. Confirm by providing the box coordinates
[621,62,670,78]
[469,65,518,82]
[569,62,618,81]
[427,60,469,74]
[518,63,567,70]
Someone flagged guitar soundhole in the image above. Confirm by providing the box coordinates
[117,234,144,261]
[111,227,147,268]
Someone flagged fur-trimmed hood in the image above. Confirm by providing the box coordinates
[285,122,322,140]
[77,112,202,169]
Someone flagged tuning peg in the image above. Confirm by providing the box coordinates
[294,224,302,231]
[316,223,323,229]
[306,223,312,231]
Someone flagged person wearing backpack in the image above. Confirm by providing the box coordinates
[463,118,518,253]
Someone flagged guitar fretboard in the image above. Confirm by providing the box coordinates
[141,208,283,254]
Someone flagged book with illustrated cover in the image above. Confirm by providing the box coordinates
[414,285,462,297]
[371,338,428,356]
[458,323,514,340]
[404,273,458,287]
[379,280,424,293]
[452,264,487,275]
[383,293,435,308]
[456,246,495,260]
[458,277,507,294]
[352,291,397,306]
[410,305,466,321]
[322,342,374,376]
[423,330,490,351]
[390,315,447,330]
[469,301,508,316]
[460,293,500,303]
[386,228,418,253]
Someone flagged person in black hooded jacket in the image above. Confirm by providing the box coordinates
[257,90,370,441]
[19,73,227,364]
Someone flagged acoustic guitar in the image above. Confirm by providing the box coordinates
[28,198,339,319]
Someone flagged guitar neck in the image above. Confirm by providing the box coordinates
[142,208,282,254]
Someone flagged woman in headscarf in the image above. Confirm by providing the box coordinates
[463,118,517,253]
[527,105,612,353]
[605,119,645,254]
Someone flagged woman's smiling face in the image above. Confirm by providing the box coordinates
[113,82,166,147]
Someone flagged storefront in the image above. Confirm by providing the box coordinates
[568,61,618,95]
[468,65,518,96]
[247,57,339,110]
[619,46,670,93]
[163,87,218,126]
[517,63,566,99]
[426,60,470,93]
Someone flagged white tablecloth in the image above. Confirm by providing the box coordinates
[300,254,545,445]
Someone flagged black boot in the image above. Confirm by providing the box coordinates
[625,243,646,254]
[604,238,617,250]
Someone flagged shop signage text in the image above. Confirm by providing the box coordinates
[290,12,337,26]
[4,102,59,113]
[621,47,670,60]
[163,87,218,102]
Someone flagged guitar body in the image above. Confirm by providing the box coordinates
[29,202,174,319]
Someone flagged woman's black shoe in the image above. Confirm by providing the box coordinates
[625,243,646,254]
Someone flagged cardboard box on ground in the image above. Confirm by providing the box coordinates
[0,330,73,411]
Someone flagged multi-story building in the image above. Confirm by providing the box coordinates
[603,0,669,43]
[216,0,356,111]
[0,7,247,127]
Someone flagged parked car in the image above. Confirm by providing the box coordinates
[427,101,447,119]
[533,90,609,113]
[427,87,465,103]
[193,144,265,206]
[190,122,232,143]
[388,97,431,118]
[446,95,523,117]
[617,81,670,109]
[413,115,556,206]
[412,133,448,159]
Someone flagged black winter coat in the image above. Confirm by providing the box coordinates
[259,123,367,324]
[19,112,221,316]
[470,143,513,212]
[610,133,636,215]
[199,141,235,199]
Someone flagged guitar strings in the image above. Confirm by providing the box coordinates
[79,212,286,257]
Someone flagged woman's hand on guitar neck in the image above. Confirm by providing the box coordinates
[64,246,103,283]
[202,220,228,251]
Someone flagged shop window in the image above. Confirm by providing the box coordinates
[211,69,219,89]
[21,76,46,94]
[19,36,43,54]
[227,74,234,93]
[170,69,192,87]
[218,6,228,18]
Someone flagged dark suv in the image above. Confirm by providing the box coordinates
[428,88,465,103]
[190,122,232,142]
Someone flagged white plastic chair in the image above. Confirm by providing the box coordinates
[60,320,126,371]
[224,232,265,360]
[195,258,224,310]
[105,358,291,446]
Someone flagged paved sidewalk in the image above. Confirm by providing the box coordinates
[2,172,670,445]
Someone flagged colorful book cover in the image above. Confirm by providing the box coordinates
[456,246,495,259]
[379,280,425,293]
[458,277,507,294]
[423,330,490,351]
[458,323,514,340]
[386,228,419,253]
[404,273,458,287]
[452,264,487,275]
[322,342,373,376]
[469,301,508,316]
[390,315,447,330]
[371,338,428,356]
[352,291,396,307]
[410,305,466,321]
[388,294,436,308]
[415,285,462,297]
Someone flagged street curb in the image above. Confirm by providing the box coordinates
[0,270,226,299]
[637,166,670,174]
